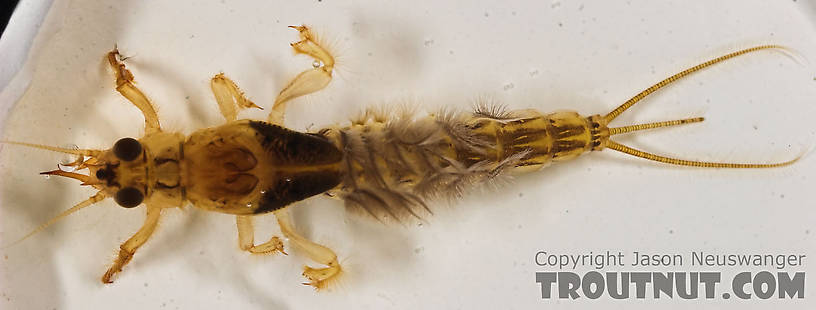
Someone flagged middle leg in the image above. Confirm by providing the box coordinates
[101,206,162,283]
[236,215,287,254]
[211,73,262,122]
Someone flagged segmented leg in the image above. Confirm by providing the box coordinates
[274,208,341,290]
[101,206,162,283]
[236,215,287,254]
[211,73,262,122]
[106,48,161,134]
[269,25,335,125]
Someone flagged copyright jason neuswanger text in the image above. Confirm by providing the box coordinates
[534,251,806,300]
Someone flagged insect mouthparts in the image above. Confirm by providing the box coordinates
[96,168,114,181]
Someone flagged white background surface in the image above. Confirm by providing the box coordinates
[1,0,815,309]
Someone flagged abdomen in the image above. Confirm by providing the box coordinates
[321,107,597,222]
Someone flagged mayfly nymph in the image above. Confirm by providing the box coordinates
[1,26,799,290]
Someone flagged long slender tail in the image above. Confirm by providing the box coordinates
[599,45,800,168]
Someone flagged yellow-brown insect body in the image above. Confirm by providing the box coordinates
[183,120,343,215]
[3,29,797,289]
[132,108,604,221]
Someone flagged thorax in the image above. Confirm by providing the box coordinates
[181,120,344,215]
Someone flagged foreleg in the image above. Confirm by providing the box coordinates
[101,206,162,283]
[106,48,161,134]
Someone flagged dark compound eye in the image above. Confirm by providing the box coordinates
[114,187,144,208]
[113,137,142,161]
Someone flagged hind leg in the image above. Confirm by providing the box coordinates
[269,25,336,125]
[274,208,341,290]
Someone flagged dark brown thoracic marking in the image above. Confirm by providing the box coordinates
[248,121,344,213]
[249,121,343,165]
[255,170,342,214]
